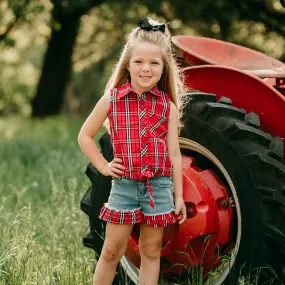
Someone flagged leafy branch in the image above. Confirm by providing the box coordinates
[0,0,32,41]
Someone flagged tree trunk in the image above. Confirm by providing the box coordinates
[31,11,81,117]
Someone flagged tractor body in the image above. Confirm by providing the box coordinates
[173,35,285,144]
[81,35,285,284]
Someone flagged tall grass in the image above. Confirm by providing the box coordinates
[0,115,99,285]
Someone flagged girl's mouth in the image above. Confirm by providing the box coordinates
[140,76,151,80]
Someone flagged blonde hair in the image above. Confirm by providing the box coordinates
[105,17,188,130]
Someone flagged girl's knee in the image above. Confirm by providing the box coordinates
[101,242,123,263]
[139,240,162,260]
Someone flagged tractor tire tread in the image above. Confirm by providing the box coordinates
[185,92,285,283]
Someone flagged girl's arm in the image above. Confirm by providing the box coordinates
[167,102,186,224]
[78,92,125,178]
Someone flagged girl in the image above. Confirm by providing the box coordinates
[78,18,187,285]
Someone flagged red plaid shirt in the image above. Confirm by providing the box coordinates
[108,82,173,207]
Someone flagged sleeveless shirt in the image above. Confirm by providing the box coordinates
[108,81,173,207]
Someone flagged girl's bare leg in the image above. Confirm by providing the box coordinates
[139,224,164,285]
[93,223,133,285]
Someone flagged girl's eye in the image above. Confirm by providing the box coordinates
[152,62,159,65]
[134,60,142,63]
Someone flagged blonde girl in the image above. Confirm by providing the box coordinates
[78,17,187,285]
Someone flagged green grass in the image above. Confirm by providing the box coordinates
[0,115,100,285]
[0,115,263,285]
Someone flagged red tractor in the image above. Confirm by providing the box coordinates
[81,32,285,284]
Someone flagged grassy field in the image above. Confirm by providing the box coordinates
[0,115,100,285]
[0,116,261,285]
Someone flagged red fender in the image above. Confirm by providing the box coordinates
[182,65,285,157]
[173,35,285,72]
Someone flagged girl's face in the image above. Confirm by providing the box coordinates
[127,42,164,94]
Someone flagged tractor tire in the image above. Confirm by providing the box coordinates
[179,92,285,284]
[80,92,285,284]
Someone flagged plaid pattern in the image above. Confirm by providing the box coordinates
[108,82,173,207]
[99,204,179,228]
[144,212,179,227]
[99,206,143,224]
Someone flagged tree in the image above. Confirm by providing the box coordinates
[31,0,103,117]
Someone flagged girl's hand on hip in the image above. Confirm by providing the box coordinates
[99,158,125,178]
[174,196,186,224]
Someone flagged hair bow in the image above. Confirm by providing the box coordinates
[137,19,165,33]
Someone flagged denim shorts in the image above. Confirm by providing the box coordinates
[99,176,178,228]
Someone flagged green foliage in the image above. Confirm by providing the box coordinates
[0,61,38,115]
[0,0,51,115]
[1,37,16,47]
[0,0,47,42]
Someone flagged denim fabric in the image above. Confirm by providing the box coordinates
[105,176,175,216]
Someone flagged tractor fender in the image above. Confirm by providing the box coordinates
[183,65,285,157]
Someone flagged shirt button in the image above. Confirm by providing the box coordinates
[142,122,145,126]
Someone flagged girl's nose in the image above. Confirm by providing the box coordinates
[142,64,150,71]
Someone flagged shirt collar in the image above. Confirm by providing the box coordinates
[117,81,162,99]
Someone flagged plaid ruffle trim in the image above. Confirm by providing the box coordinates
[99,205,143,225]
[99,204,178,228]
[144,213,179,228]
